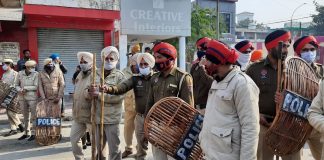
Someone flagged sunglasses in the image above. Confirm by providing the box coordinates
[301,48,316,52]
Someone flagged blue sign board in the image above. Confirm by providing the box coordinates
[282,90,312,119]
[36,118,61,127]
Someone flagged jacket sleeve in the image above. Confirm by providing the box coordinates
[58,71,65,98]
[38,74,45,99]
[100,72,126,104]
[15,72,22,91]
[307,80,324,133]
[179,74,194,107]
[60,63,68,74]
[24,73,39,91]
[109,77,134,95]
[234,80,260,160]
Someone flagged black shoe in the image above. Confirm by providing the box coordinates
[86,141,91,146]
[122,150,133,158]
[4,130,17,137]
[27,135,35,141]
[18,124,24,133]
[18,134,30,140]
[83,144,87,150]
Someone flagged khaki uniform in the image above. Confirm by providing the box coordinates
[2,69,21,131]
[190,63,213,114]
[246,57,301,160]
[308,80,324,160]
[305,62,324,160]
[109,72,153,159]
[70,71,93,160]
[38,69,65,100]
[95,68,126,160]
[122,67,136,152]
[15,70,38,135]
[146,67,194,160]
[199,66,260,160]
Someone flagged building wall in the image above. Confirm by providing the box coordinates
[0,21,28,75]
[196,0,236,35]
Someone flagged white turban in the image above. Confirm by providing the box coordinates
[129,53,139,66]
[137,52,155,68]
[77,52,94,65]
[25,60,37,67]
[43,58,52,66]
[101,46,119,61]
[3,59,13,63]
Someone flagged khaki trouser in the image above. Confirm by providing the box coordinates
[7,110,21,130]
[135,114,148,159]
[257,125,301,160]
[70,121,91,160]
[124,105,136,151]
[20,100,37,135]
[307,130,323,160]
[97,124,121,160]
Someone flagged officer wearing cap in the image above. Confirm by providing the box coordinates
[293,36,323,160]
[190,37,213,115]
[199,39,259,160]
[234,40,255,71]
[145,42,194,160]
[246,30,301,160]
[70,51,94,159]
[2,59,24,137]
[102,52,155,160]
[15,60,38,141]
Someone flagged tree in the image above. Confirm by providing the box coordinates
[236,18,254,28]
[311,1,324,35]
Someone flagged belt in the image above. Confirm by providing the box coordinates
[195,104,206,110]
[136,113,145,118]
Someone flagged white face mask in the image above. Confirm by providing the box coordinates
[301,51,316,63]
[80,63,91,71]
[2,64,8,71]
[139,67,151,76]
[104,61,118,70]
[236,51,252,71]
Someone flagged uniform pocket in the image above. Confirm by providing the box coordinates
[215,91,234,114]
[210,127,233,153]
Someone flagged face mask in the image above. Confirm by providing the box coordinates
[80,63,91,71]
[139,67,151,76]
[45,64,55,72]
[237,52,252,71]
[155,59,173,71]
[104,61,118,70]
[27,68,35,73]
[301,51,316,63]
[2,64,8,71]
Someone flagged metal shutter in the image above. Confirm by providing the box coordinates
[37,28,104,94]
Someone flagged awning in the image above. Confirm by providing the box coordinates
[0,8,23,21]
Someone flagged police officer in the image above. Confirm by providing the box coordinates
[234,40,255,71]
[70,52,94,160]
[293,36,323,160]
[38,58,65,109]
[15,60,38,141]
[2,59,24,137]
[89,46,126,160]
[102,52,155,160]
[145,42,194,160]
[122,45,140,158]
[199,39,260,160]
[246,30,301,160]
[190,37,213,115]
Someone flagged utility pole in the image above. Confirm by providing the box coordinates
[216,0,220,39]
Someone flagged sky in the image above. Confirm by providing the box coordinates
[236,0,324,28]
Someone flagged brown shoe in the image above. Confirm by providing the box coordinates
[122,150,133,158]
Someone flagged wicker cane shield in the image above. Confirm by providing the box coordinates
[265,57,319,155]
[144,97,204,160]
[35,100,61,145]
[0,81,20,113]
